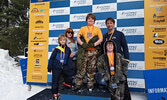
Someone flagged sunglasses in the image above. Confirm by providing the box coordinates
[67,31,73,34]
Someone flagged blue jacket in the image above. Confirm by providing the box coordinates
[48,45,72,72]
[102,30,129,59]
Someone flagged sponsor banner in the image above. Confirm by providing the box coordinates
[49,22,70,30]
[92,3,117,13]
[128,44,144,52]
[117,26,144,35]
[145,0,167,70]
[117,0,144,3]
[73,29,80,37]
[117,9,144,19]
[49,37,58,45]
[70,13,87,22]
[70,0,92,7]
[127,78,145,88]
[128,61,145,70]
[27,2,49,83]
[50,7,70,16]
[94,20,106,28]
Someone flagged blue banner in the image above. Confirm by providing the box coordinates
[144,69,167,100]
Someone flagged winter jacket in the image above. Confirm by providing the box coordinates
[97,40,129,83]
[48,45,72,72]
[76,35,101,70]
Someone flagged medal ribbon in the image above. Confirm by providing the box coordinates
[60,46,66,60]
[106,29,115,41]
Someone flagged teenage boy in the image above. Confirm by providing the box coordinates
[73,13,103,92]
[102,17,131,100]
[97,40,130,100]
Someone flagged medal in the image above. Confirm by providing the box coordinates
[110,66,114,71]
[60,60,64,63]
[60,46,66,65]
[87,26,94,39]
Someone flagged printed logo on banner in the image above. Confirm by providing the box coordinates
[34,43,44,46]
[154,62,166,67]
[128,61,145,70]
[34,54,43,58]
[127,78,145,88]
[152,27,166,32]
[156,7,163,13]
[73,29,80,37]
[70,14,87,22]
[49,37,58,45]
[153,57,166,61]
[128,44,144,52]
[49,22,69,30]
[92,3,117,13]
[153,33,166,38]
[35,20,43,24]
[35,32,43,36]
[35,15,44,19]
[32,36,45,40]
[70,0,92,7]
[148,87,167,94]
[32,47,46,50]
[153,39,164,45]
[117,9,144,19]
[34,49,43,52]
[153,13,165,24]
[50,7,70,16]
[117,26,144,35]
[31,8,39,13]
[34,3,45,6]
[94,20,106,28]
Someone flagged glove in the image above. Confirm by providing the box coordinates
[81,43,88,49]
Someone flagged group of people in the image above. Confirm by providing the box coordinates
[48,13,131,100]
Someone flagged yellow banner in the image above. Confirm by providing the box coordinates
[145,0,167,70]
[27,2,49,83]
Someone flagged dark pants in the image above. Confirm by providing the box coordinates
[52,65,74,94]
[123,79,131,100]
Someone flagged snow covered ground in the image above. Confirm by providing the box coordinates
[0,49,147,100]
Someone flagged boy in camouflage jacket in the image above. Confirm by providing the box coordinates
[97,40,130,100]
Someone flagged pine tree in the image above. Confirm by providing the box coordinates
[0,0,30,56]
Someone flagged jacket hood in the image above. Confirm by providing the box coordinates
[103,40,117,54]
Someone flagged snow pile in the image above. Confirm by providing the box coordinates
[0,49,45,100]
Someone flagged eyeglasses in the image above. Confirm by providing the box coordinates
[67,31,73,34]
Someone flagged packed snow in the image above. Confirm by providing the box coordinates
[0,49,147,100]
[0,49,46,100]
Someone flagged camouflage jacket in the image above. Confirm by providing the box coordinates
[97,53,128,83]
[76,35,101,70]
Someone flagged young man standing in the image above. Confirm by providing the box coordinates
[73,13,103,92]
[97,40,129,100]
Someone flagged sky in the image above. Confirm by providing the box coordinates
[0,49,147,100]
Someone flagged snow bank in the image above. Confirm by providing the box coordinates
[0,49,46,100]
